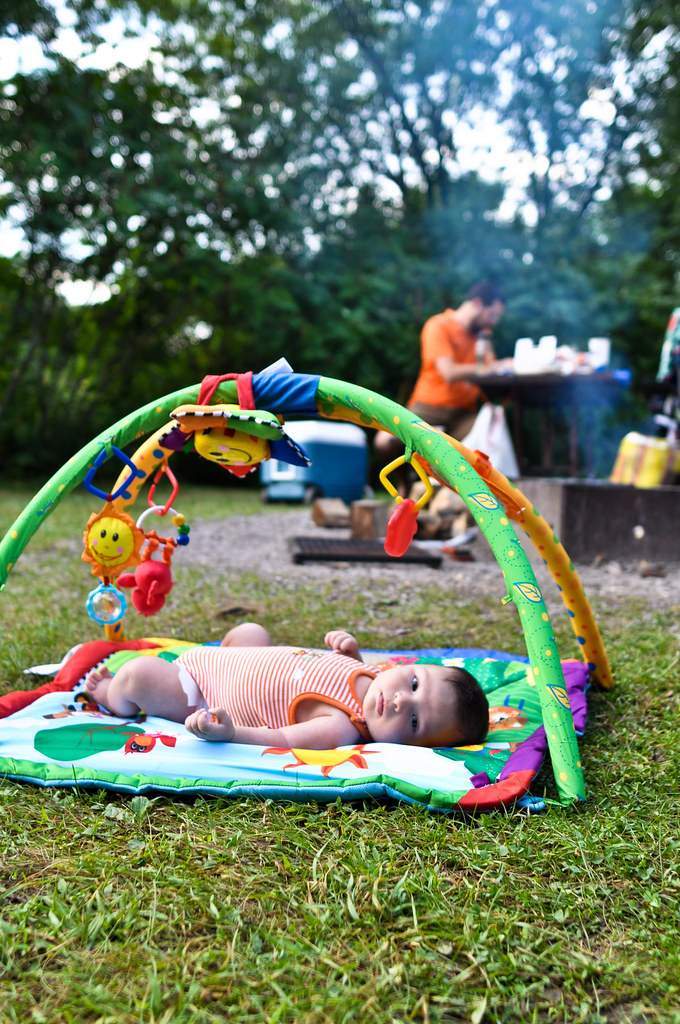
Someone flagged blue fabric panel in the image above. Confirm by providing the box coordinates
[363,647,529,663]
[252,372,321,415]
[269,437,311,468]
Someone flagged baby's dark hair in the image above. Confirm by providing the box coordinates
[443,666,489,746]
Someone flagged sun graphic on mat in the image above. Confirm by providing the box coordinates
[81,501,145,577]
[263,744,379,777]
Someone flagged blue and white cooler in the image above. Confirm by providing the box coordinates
[260,420,368,503]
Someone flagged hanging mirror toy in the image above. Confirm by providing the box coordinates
[86,582,128,626]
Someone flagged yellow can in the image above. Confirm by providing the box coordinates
[610,431,679,488]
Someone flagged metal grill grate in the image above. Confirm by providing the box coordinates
[289,536,442,567]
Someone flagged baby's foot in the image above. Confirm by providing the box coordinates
[84,665,113,707]
[185,707,235,742]
[83,664,140,718]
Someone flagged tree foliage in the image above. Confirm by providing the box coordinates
[610,2,680,363]
[0,0,678,475]
[0,0,58,40]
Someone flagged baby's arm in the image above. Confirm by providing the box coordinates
[324,630,362,662]
[185,707,236,742]
[185,706,362,748]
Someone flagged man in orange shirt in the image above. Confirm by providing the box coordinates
[375,281,511,489]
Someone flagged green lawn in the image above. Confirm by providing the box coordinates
[0,484,678,1024]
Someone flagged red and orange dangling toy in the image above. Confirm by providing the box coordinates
[380,454,435,558]
[117,506,190,617]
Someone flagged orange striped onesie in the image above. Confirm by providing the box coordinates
[176,646,386,740]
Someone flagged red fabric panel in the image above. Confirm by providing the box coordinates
[0,639,158,718]
[196,373,239,406]
[235,371,255,409]
[455,770,534,811]
[195,372,255,410]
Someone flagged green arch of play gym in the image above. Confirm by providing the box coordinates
[1,371,610,804]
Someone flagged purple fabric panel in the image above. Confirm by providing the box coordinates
[497,661,590,782]
[562,661,589,734]
[498,726,548,780]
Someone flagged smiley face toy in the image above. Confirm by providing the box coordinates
[81,501,145,579]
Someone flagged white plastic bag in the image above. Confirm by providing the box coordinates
[461,403,519,478]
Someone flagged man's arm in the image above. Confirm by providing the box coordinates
[434,352,514,382]
[425,317,512,382]
[433,354,480,382]
[423,316,481,382]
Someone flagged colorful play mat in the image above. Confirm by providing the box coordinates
[0,367,613,812]
[0,640,588,813]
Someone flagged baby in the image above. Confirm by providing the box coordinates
[84,622,489,750]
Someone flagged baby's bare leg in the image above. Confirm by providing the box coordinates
[221,622,272,647]
[85,658,198,722]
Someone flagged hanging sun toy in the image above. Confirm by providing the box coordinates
[81,445,147,625]
[82,503,145,578]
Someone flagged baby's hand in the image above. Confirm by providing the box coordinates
[185,707,235,742]
[325,630,361,661]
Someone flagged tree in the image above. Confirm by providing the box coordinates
[0,0,57,41]
[606,2,680,369]
[0,0,673,475]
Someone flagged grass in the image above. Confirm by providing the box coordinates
[1,483,680,1023]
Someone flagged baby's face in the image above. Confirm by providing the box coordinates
[362,663,458,747]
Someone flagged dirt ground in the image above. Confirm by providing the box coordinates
[181,508,680,615]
